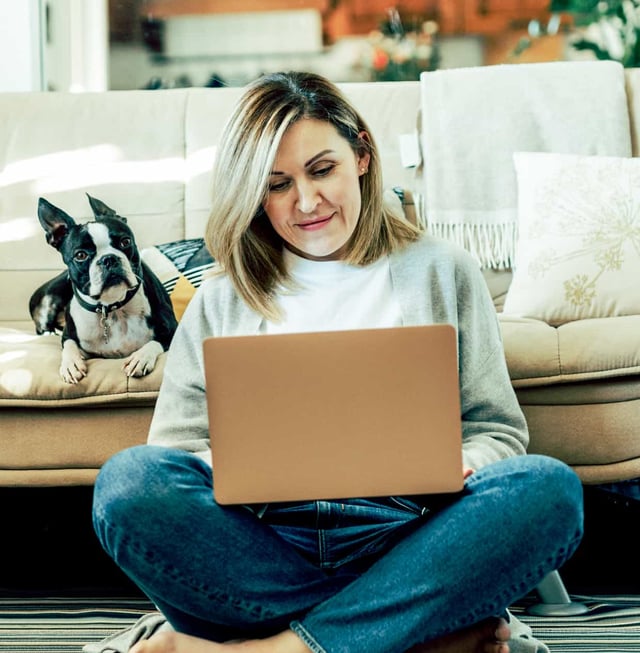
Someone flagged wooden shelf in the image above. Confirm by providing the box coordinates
[438,0,551,35]
[140,1,330,19]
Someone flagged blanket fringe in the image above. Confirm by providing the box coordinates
[413,195,515,269]
[428,222,516,270]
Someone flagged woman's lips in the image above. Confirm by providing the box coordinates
[297,214,334,231]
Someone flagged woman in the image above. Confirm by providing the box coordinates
[92,71,584,653]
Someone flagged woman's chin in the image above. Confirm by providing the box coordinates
[288,242,348,262]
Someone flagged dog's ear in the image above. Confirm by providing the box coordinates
[37,198,76,250]
[87,194,127,224]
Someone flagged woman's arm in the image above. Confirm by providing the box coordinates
[455,252,529,471]
[147,285,212,459]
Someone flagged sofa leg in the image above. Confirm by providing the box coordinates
[527,570,588,616]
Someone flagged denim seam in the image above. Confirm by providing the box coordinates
[290,620,327,653]
[318,527,328,568]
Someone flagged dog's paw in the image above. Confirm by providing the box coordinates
[60,341,87,384]
[123,341,163,377]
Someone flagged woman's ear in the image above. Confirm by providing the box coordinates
[357,131,371,174]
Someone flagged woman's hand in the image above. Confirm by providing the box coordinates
[463,466,475,480]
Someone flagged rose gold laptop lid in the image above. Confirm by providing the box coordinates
[203,324,464,505]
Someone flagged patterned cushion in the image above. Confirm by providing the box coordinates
[141,238,215,320]
[503,152,640,325]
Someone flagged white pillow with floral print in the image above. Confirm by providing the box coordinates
[503,152,640,326]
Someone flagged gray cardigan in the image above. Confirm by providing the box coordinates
[148,234,528,472]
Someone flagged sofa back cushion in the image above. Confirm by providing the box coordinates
[0,89,190,328]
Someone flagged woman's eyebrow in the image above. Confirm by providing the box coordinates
[305,149,334,167]
[270,149,335,176]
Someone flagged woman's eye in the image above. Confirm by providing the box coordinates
[313,164,334,177]
[74,251,88,262]
[269,180,290,193]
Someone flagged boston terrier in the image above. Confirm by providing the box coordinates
[30,195,178,384]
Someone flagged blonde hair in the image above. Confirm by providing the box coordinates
[205,71,422,321]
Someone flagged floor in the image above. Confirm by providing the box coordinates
[0,483,638,597]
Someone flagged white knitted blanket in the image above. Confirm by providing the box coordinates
[419,60,632,268]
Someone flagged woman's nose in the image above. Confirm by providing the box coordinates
[296,180,320,214]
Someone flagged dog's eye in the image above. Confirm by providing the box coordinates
[120,237,132,248]
[74,251,88,262]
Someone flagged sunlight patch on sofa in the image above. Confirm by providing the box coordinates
[0,217,38,244]
[0,367,33,397]
[0,331,42,344]
[186,145,217,181]
[0,350,27,364]
[2,145,187,192]
[2,145,122,184]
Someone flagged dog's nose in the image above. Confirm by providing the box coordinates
[99,254,120,269]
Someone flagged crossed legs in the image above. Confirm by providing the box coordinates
[93,447,582,653]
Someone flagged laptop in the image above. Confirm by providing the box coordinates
[202,324,464,504]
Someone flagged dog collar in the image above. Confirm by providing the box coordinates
[73,283,141,317]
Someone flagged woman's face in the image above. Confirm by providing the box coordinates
[262,118,370,261]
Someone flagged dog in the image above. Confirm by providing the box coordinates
[30,194,178,384]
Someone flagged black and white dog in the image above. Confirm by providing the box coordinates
[30,195,178,384]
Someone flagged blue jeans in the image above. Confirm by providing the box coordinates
[92,446,583,653]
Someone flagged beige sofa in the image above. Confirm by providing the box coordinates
[1,64,640,488]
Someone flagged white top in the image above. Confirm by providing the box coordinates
[264,249,402,334]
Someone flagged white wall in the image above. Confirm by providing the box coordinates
[163,10,323,57]
[0,0,45,91]
[46,0,109,92]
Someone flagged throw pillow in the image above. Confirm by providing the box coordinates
[503,151,640,326]
[141,238,215,320]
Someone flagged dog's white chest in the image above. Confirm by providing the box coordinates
[72,298,154,358]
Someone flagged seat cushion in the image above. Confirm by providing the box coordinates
[499,314,640,483]
[0,329,163,406]
[499,314,640,386]
[0,328,161,485]
[517,377,640,483]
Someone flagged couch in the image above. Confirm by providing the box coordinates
[1,61,640,489]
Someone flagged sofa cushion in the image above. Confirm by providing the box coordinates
[497,312,640,483]
[0,404,153,486]
[0,327,162,485]
[0,328,163,406]
[516,375,640,484]
[0,89,192,328]
[504,151,640,325]
[499,314,640,386]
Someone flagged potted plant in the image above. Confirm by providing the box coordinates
[552,0,640,66]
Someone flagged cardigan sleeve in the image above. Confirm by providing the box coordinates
[453,250,529,470]
[391,235,529,470]
[146,282,215,461]
[146,274,262,462]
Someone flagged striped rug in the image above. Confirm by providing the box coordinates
[511,594,640,652]
[1,594,640,652]
[0,596,154,653]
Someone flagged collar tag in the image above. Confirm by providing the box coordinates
[100,305,110,343]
